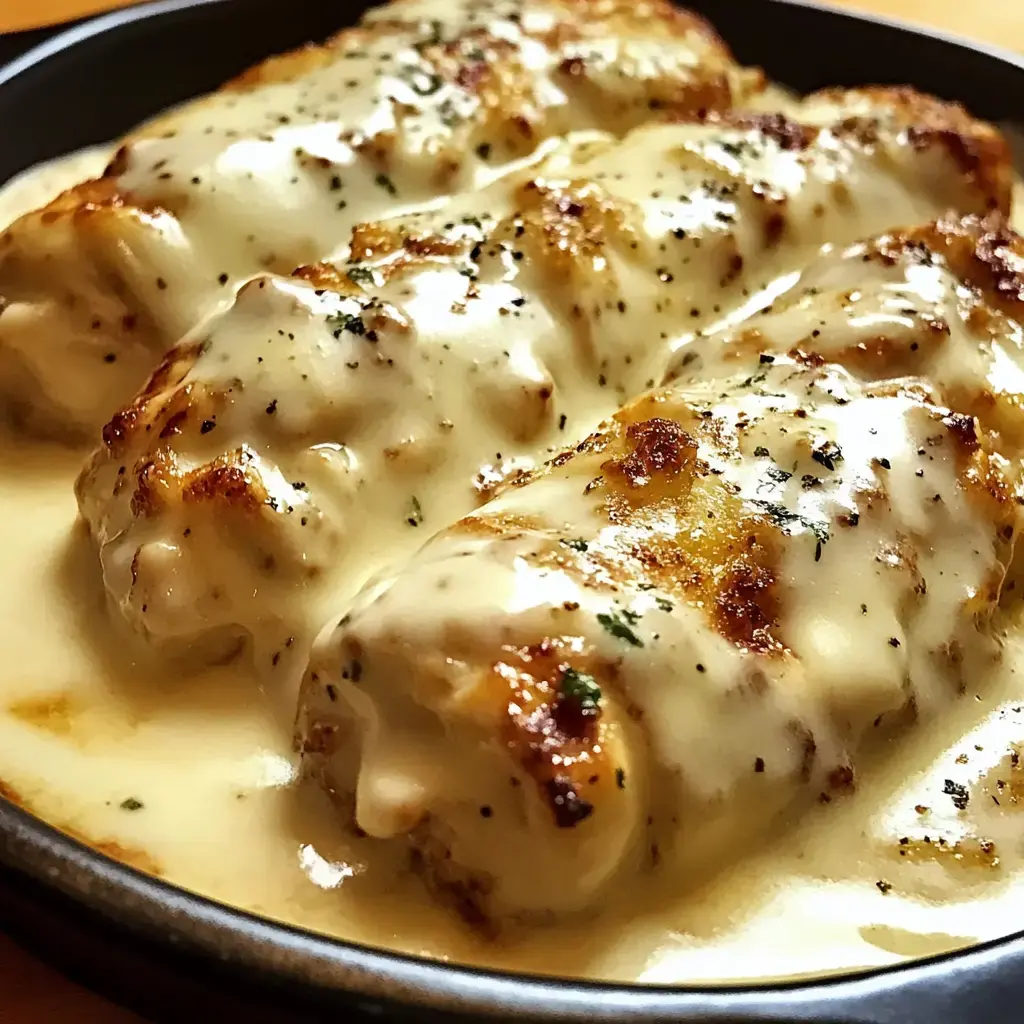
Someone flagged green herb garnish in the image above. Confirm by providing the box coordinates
[597,610,644,647]
[811,440,843,471]
[559,667,602,713]
[346,266,378,287]
[561,538,589,553]
[327,310,366,337]
[375,173,398,197]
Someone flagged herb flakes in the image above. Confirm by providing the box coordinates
[597,609,644,647]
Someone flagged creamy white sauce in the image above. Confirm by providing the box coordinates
[0,147,112,227]
[6,440,1024,983]
[5,108,1024,989]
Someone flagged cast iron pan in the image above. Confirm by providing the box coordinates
[1,2,1024,1021]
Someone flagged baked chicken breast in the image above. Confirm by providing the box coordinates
[74,90,1015,679]
[297,214,1024,924]
[75,91,1012,680]
[0,0,759,437]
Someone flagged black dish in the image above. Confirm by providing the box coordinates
[1,2,1023,1021]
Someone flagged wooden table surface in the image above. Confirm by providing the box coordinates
[0,0,1022,1020]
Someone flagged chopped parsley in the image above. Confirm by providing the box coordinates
[346,266,378,287]
[374,173,398,197]
[942,778,969,810]
[811,440,843,471]
[402,67,444,96]
[561,538,589,553]
[748,499,829,543]
[597,609,644,647]
[327,310,366,337]
[559,667,602,713]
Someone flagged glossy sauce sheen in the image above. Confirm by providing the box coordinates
[0,0,758,436]
[5,39,1024,990]
[70,83,1011,710]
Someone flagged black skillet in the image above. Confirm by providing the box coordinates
[1,1,1023,1020]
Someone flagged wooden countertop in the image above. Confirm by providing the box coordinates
[2,0,1024,44]
[0,0,1022,1020]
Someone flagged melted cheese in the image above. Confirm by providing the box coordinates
[76,92,1012,692]
[6,250,1024,984]
[300,339,1020,921]
[0,0,758,437]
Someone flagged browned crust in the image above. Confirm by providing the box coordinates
[222,40,340,90]
[0,779,22,806]
[101,339,206,456]
[548,0,759,122]
[900,213,1024,321]
[688,110,817,150]
[505,399,788,656]
[496,177,639,351]
[513,177,634,265]
[292,262,360,293]
[809,86,1012,215]
[32,177,172,223]
[492,638,619,829]
[222,0,752,161]
[131,447,269,519]
[603,417,698,489]
[599,405,784,655]
[409,821,497,935]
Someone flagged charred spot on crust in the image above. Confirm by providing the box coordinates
[408,823,497,936]
[495,641,612,830]
[969,220,1024,310]
[603,418,698,488]
[553,667,603,735]
[158,408,189,440]
[920,214,1024,318]
[713,534,781,654]
[182,449,269,511]
[873,215,1024,321]
[130,447,269,518]
[943,412,980,455]
[697,110,817,151]
[544,775,594,828]
[101,340,205,454]
[130,454,173,517]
